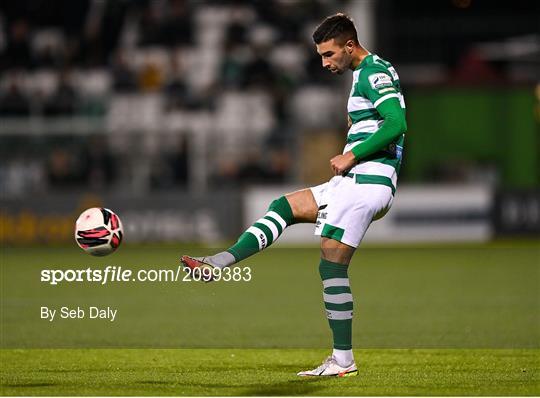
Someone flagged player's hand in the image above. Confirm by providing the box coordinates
[330,151,356,176]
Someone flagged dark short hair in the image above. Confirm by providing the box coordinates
[312,13,358,45]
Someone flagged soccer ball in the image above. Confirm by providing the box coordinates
[75,207,123,256]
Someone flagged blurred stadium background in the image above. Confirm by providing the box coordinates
[0,0,538,245]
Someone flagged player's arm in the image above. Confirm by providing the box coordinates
[350,97,406,161]
[330,69,407,175]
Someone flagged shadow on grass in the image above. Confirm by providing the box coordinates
[138,380,173,386]
[3,382,58,388]
[239,379,334,396]
[143,379,329,396]
[128,377,334,396]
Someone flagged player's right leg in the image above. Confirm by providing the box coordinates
[298,178,394,377]
[297,237,357,376]
[180,189,318,278]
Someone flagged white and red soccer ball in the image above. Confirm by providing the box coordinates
[75,207,123,256]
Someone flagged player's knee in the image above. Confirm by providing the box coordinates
[320,238,355,264]
[283,190,319,223]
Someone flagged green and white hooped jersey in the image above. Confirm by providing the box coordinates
[345,54,406,187]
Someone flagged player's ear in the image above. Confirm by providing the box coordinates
[345,39,354,54]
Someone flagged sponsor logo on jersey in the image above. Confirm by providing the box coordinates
[386,143,403,160]
[395,144,403,160]
[368,73,393,89]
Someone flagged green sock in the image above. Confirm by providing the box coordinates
[227,196,294,262]
[319,258,353,350]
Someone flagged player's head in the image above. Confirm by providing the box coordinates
[312,13,359,75]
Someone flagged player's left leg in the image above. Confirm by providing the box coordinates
[224,188,318,263]
[181,189,319,279]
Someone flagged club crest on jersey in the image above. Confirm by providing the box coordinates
[368,73,392,89]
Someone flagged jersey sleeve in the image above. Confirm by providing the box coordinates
[357,65,399,107]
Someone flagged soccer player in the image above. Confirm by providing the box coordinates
[182,13,406,377]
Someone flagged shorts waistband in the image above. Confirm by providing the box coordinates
[345,173,396,195]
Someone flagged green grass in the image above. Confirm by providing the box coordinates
[1,242,539,395]
[1,348,539,396]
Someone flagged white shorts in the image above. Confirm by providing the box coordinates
[310,175,394,248]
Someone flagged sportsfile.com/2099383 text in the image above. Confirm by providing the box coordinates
[40,265,252,285]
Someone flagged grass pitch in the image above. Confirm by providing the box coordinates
[1,348,538,396]
[1,242,539,395]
